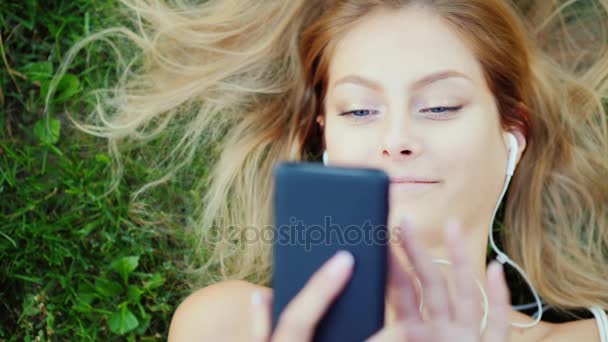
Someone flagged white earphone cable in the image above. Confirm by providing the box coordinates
[488,134,544,328]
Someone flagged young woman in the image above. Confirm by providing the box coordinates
[69,0,608,340]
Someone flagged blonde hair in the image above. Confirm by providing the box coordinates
[60,0,608,311]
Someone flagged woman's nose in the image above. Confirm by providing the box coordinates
[381,117,421,161]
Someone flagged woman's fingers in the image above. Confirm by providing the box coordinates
[380,218,511,342]
[387,242,422,323]
[445,219,481,330]
[398,217,451,321]
[271,250,354,342]
[483,261,511,341]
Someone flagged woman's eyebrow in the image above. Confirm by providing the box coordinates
[331,70,473,92]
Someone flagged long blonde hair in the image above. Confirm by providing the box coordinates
[61,0,608,311]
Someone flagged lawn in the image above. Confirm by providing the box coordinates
[1,1,201,340]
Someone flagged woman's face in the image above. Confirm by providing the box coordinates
[323,6,515,244]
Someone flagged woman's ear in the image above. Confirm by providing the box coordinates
[316,115,325,128]
[315,115,326,151]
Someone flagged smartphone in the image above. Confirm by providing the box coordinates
[271,161,389,342]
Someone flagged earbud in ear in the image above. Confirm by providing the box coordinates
[506,133,518,176]
[322,150,329,166]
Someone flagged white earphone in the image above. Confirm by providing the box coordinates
[506,132,518,176]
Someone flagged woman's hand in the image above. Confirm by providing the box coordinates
[368,218,512,341]
[250,218,511,342]
[250,250,355,341]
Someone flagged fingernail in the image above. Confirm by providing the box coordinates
[251,290,263,307]
[489,261,504,276]
[401,218,421,244]
[400,216,412,228]
[445,218,461,237]
[251,290,267,339]
[328,250,354,275]
[487,261,505,284]
[401,214,419,229]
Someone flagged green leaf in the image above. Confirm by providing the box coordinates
[22,62,53,83]
[94,278,122,299]
[134,309,151,335]
[110,256,140,283]
[108,306,139,335]
[126,285,141,303]
[76,284,97,305]
[33,118,61,145]
[95,153,111,165]
[143,273,164,290]
[40,79,51,100]
[45,310,56,333]
[53,74,81,103]
[21,294,40,317]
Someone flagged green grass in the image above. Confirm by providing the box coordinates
[1,1,200,340]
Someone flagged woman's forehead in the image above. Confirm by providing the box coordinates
[326,6,486,91]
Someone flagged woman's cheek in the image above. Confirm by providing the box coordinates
[326,126,377,166]
[440,137,481,180]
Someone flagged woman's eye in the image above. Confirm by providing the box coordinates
[338,109,378,119]
[419,105,463,118]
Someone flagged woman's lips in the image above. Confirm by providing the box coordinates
[389,177,440,191]
[389,176,440,183]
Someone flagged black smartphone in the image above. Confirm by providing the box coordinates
[271,161,389,342]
